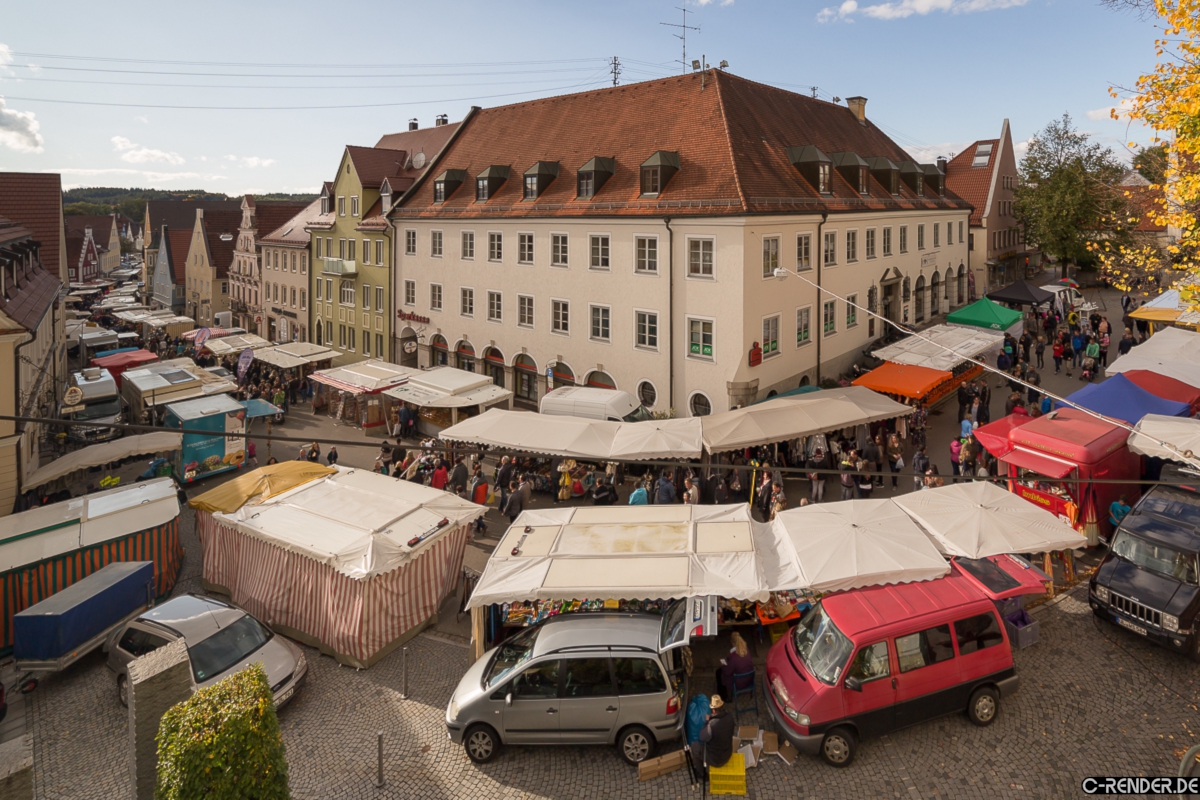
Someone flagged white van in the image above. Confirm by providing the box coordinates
[1039,283,1098,313]
[539,387,652,422]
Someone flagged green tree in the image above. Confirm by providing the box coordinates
[1013,113,1130,278]
[156,663,290,800]
[1133,144,1169,184]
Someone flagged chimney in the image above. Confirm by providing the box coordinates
[846,96,867,123]
[408,118,419,131]
[435,114,448,127]
[84,225,93,240]
[936,157,947,172]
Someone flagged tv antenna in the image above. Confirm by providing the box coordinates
[661,6,700,74]
[610,55,622,86]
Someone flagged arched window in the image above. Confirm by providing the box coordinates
[586,370,616,389]
[914,276,926,322]
[689,392,712,417]
[930,272,941,316]
[637,380,658,408]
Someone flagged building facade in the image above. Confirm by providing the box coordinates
[141,200,241,295]
[228,196,308,337]
[260,199,319,343]
[151,226,192,313]
[944,120,1039,292]
[184,208,240,327]
[64,225,102,283]
[65,215,120,274]
[391,73,971,416]
[0,172,67,282]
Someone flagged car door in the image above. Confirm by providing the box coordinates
[892,623,961,729]
[840,641,897,739]
[109,624,173,675]
[557,657,620,744]
[502,659,562,744]
[613,656,673,739]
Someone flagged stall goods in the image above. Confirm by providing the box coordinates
[0,479,181,654]
[192,466,484,668]
[164,395,278,483]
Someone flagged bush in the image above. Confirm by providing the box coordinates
[156,663,290,800]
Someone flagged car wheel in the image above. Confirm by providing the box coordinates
[821,726,856,767]
[967,686,999,726]
[464,725,499,764]
[617,725,656,765]
[117,674,129,708]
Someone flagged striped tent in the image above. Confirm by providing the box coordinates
[192,467,483,668]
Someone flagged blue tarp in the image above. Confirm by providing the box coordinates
[241,398,283,419]
[14,561,153,662]
[92,346,139,359]
[1057,373,1192,425]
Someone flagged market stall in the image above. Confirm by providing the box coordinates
[1056,373,1191,425]
[121,358,238,423]
[1107,327,1200,388]
[700,386,910,453]
[465,504,803,659]
[382,366,512,436]
[0,478,182,655]
[973,408,1143,546]
[308,359,411,428]
[1123,369,1200,415]
[192,465,485,668]
[202,333,272,357]
[946,298,1025,336]
[1127,414,1200,470]
[985,280,1055,307]
[89,349,159,389]
[141,315,195,339]
[869,324,1001,405]
[163,395,280,483]
[253,341,337,371]
[22,432,182,493]
[852,361,954,404]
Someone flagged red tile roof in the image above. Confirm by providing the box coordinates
[345,146,409,187]
[374,122,460,155]
[145,200,241,250]
[0,173,64,278]
[198,209,242,280]
[252,201,309,240]
[356,197,389,231]
[0,215,32,247]
[0,215,61,333]
[262,199,322,246]
[64,214,117,246]
[944,140,998,227]
[164,229,193,285]
[395,71,968,220]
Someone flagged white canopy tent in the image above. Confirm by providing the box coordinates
[700,386,910,453]
[203,334,272,356]
[439,408,704,460]
[23,432,183,490]
[254,341,337,370]
[383,366,512,410]
[772,500,950,593]
[1127,413,1200,470]
[871,324,1003,371]
[893,481,1086,559]
[466,504,802,609]
[1107,327,1200,389]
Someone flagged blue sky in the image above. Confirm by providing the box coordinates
[0,0,1161,194]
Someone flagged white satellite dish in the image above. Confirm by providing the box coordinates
[411,151,426,170]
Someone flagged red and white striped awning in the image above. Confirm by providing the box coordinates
[183,327,234,340]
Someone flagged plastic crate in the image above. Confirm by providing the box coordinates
[709,752,747,796]
[767,622,789,644]
[1004,609,1039,649]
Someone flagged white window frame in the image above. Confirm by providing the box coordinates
[430,283,443,311]
[589,234,611,271]
[883,227,893,257]
[634,309,659,351]
[796,233,812,271]
[375,239,383,265]
[362,284,371,311]
[517,294,534,328]
[635,235,658,274]
[460,287,475,317]
[488,231,503,262]
[589,303,611,343]
[431,230,443,258]
[405,230,416,255]
[865,228,876,259]
[846,294,858,328]
[796,305,812,347]
[337,196,345,217]
[375,286,384,312]
[361,239,371,266]
[339,279,355,307]
[823,230,837,266]
[845,229,858,263]
[551,298,570,336]
[762,236,780,279]
[404,280,415,306]
[823,300,837,337]
[350,196,359,217]
[686,237,714,279]
[761,313,781,358]
[487,290,502,323]
[461,230,475,260]
[518,232,534,265]
[551,233,569,268]
[687,316,715,361]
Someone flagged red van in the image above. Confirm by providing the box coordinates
[765,556,1045,767]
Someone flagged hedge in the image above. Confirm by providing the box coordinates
[155,663,290,800]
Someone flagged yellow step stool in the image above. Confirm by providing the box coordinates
[709,752,747,796]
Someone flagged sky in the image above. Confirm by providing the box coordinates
[0,0,1162,195]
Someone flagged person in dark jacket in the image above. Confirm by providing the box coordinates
[449,456,469,496]
[496,456,515,511]
[715,632,755,701]
[326,446,339,465]
[691,695,736,773]
[592,477,616,506]
[656,472,676,504]
[502,481,523,523]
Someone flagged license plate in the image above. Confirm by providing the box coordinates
[277,686,294,705]
[1117,617,1147,636]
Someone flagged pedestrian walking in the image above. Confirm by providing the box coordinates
[306,442,321,463]
[886,434,904,488]
[502,481,523,523]
[839,453,857,500]
[949,438,962,477]
[326,446,339,466]
[247,440,258,467]
[807,448,828,503]
[1035,336,1045,369]
[1052,339,1064,374]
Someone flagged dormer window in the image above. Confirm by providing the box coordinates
[475,165,510,203]
[922,164,946,197]
[899,162,925,195]
[831,152,869,196]
[577,157,615,199]
[640,151,680,197]
[433,169,466,204]
[787,146,833,196]
[868,157,900,196]
[859,168,869,195]
[523,161,559,201]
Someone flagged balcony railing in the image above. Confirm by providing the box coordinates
[321,258,357,276]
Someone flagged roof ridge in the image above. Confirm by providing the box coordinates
[712,71,748,212]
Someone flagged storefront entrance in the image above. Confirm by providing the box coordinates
[399,327,418,368]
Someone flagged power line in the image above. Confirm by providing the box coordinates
[0,74,614,91]
[8,51,608,69]
[7,63,606,79]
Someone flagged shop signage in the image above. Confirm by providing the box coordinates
[64,386,84,406]
[747,341,763,367]
[403,341,417,354]
[690,343,713,357]
[921,252,939,269]
[272,307,297,319]
[62,404,85,415]
[397,311,431,324]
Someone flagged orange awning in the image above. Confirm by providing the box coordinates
[852,361,953,399]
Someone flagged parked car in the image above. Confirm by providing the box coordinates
[104,594,306,708]
[766,557,1043,767]
[1089,465,1200,659]
[446,609,687,765]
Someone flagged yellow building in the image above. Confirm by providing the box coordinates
[184,208,240,327]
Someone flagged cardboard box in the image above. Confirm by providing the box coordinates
[738,725,759,741]
[637,749,687,781]
[762,732,779,755]
[776,740,798,766]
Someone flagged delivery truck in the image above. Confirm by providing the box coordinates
[64,367,122,442]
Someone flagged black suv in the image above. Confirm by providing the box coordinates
[1089,466,1200,660]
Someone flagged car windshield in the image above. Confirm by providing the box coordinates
[1111,531,1199,585]
[792,602,854,686]
[623,405,654,423]
[75,399,120,420]
[484,625,540,688]
[188,613,274,682]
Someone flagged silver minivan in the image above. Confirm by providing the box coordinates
[104,594,306,708]
[446,607,691,765]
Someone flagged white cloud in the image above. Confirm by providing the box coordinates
[0,43,14,77]
[134,115,149,124]
[903,141,973,164]
[0,96,44,153]
[1086,98,1135,121]
[26,63,40,73]
[111,135,185,165]
[818,0,1026,22]
[1014,138,1030,161]
[224,155,277,168]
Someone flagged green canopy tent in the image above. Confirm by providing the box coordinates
[946,299,1024,333]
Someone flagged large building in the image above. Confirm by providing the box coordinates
[64,214,121,275]
[308,120,458,365]
[260,199,320,344]
[228,196,308,336]
[390,72,971,416]
[141,199,241,292]
[184,208,241,327]
[64,224,102,283]
[0,172,67,515]
[944,120,1038,292]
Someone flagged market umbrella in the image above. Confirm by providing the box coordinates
[1127,413,1200,470]
[1056,277,1080,289]
[946,298,1024,332]
[772,499,949,593]
[893,481,1086,558]
[985,280,1056,307]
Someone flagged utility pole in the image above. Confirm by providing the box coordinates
[811,86,819,99]
[661,6,700,74]
[610,56,622,86]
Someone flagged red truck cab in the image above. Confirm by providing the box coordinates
[766,556,1044,767]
